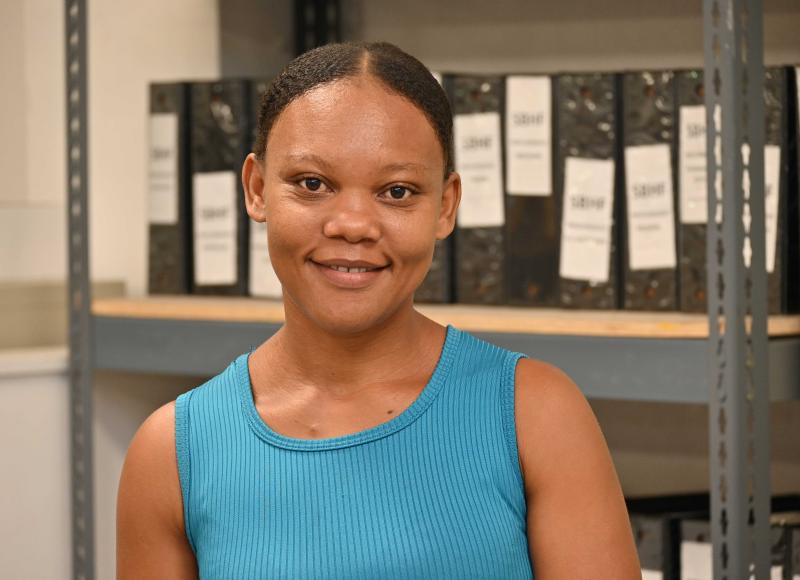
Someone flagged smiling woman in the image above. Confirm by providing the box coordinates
[116,42,641,580]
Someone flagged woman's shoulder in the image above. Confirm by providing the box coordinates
[119,400,184,531]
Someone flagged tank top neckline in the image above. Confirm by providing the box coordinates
[235,324,461,451]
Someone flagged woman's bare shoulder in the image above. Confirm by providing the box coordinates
[117,401,198,579]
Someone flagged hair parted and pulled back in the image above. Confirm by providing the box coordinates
[253,41,454,176]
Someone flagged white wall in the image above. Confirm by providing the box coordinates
[0,350,70,580]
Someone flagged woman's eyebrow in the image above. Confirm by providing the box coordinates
[380,162,431,173]
[283,153,335,171]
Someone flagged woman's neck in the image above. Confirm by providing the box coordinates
[258,296,444,397]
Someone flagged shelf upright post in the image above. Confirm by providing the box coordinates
[65,0,95,578]
[704,0,771,578]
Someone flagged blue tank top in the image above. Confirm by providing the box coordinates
[175,325,534,579]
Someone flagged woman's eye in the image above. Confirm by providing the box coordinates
[302,177,323,191]
[387,185,412,200]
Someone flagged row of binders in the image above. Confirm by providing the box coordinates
[628,493,800,579]
[147,67,800,312]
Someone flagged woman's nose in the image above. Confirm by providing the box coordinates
[321,190,381,243]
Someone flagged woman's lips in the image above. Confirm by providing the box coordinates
[310,260,389,288]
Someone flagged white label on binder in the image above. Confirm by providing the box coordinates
[249,220,282,298]
[432,71,443,86]
[193,171,237,286]
[679,105,708,224]
[680,540,711,580]
[559,157,615,283]
[505,76,552,196]
[454,112,505,228]
[641,570,663,580]
[148,113,179,225]
[765,145,780,274]
[770,566,783,580]
[625,144,677,270]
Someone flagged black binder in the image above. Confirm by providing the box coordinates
[765,66,797,314]
[147,82,191,295]
[556,73,621,310]
[448,74,506,305]
[247,77,283,299]
[504,75,560,307]
[677,67,797,314]
[621,71,679,311]
[189,80,251,296]
[415,71,454,304]
[676,69,708,313]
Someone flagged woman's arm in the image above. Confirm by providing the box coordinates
[116,401,198,580]
[514,358,641,579]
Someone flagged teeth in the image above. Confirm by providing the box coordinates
[329,265,371,273]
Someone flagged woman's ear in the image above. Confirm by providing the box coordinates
[435,171,461,240]
[242,153,267,223]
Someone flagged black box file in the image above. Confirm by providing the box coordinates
[676,69,708,313]
[678,66,798,314]
[147,82,191,295]
[448,74,506,305]
[627,494,709,580]
[504,75,560,306]
[190,80,251,296]
[247,77,283,299]
[621,71,679,311]
[556,73,621,309]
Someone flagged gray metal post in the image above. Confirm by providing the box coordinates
[66,0,95,578]
[704,0,771,578]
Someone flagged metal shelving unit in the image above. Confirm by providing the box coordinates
[67,0,787,577]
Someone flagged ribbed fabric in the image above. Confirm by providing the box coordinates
[175,325,534,579]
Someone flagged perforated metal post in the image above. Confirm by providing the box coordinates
[66,0,95,578]
[704,0,771,578]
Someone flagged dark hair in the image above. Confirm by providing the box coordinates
[253,41,454,176]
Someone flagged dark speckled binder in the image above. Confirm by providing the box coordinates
[556,73,621,310]
[448,74,506,305]
[190,80,251,296]
[621,71,679,311]
[147,82,191,295]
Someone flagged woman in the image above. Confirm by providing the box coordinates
[117,42,640,579]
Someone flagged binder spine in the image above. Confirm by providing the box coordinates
[676,69,708,313]
[621,71,679,311]
[189,80,251,296]
[556,73,620,309]
[765,66,789,314]
[504,76,560,307]
[147,82,191,295]
[449,74,506,305]
[788,66,800,314]
[415,238,454,303]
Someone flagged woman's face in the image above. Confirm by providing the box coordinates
[244,75,460,335]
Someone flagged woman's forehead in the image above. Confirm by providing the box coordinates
[266,76,443,167]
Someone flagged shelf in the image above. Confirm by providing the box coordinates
[91,296,800,403]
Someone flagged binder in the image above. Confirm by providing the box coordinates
[626,494,709,580]
[189,80,251,296]
[248,78,282,299]
[147,82,191,295]
[448,74,506,305]
[556,73,621,309]
[504,75,559,306]
[680,513,800,580]
[675,69,708,313]
[677,66,798,314]
[621,71,679,311]
[415,71,454,304]
[764,66,797,314]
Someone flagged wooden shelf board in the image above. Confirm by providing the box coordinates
[91,296,800,339]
